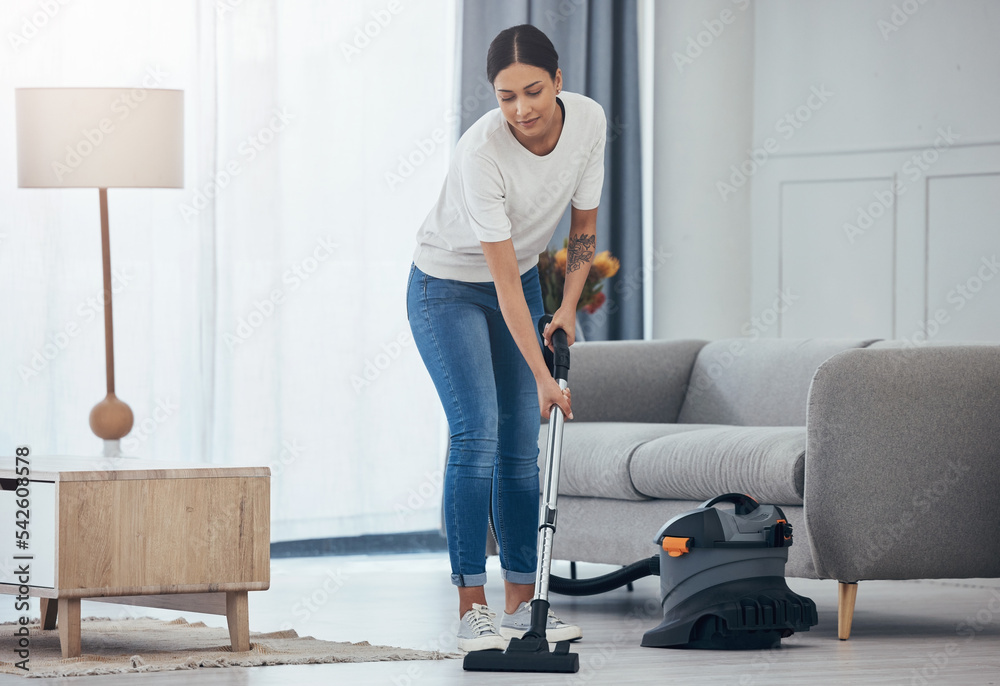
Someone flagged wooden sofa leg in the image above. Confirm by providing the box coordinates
[838,581,858,640]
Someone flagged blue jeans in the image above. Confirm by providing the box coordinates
[407,263,543,587]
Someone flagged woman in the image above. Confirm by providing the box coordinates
[406,24,606,652]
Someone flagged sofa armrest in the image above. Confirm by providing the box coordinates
[568,339,707,423]
[804,345,1000,582]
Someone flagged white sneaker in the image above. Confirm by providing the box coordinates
[457,603,508,652]
[500,601,582,642]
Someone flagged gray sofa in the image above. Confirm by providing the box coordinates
[540,337,1000,639]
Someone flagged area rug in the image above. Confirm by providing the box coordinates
[0,616,459,678]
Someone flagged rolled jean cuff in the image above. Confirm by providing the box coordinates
[501,568,537,585]
[451,572,488,587]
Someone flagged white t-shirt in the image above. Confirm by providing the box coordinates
[413,90,607,282]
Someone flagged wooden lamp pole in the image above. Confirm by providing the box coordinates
[88,188,133,443]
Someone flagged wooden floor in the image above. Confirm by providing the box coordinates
[3,553,999,684]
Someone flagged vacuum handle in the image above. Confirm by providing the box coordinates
[538,315,570,382]
[700,492,760,515]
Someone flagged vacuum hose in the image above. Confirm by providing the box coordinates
[549,556,661,596]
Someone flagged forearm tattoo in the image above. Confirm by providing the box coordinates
[566,234,596,274]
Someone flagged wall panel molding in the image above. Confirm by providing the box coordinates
[751,143,1000,342]
[768,137,1000,160]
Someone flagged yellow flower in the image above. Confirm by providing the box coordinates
[591,251,620,279]
[554,248,567,275]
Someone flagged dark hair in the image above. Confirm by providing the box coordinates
[486,24,559,84]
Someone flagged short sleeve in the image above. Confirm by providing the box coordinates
[571,112,607,211]
[460,151,512,242]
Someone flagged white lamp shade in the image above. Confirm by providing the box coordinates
[16,88,184,189]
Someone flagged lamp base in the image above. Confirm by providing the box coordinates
[90,392,134,440]
[102,440,126,458]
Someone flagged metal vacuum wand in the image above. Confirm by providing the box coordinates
[463,314,579,673]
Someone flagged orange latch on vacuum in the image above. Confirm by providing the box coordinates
[661,536,692,557]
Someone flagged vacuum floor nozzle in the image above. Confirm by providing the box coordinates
[462,637,580,673]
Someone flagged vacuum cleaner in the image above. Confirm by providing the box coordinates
[546,493,817,649]
[463,316,580,673]
[641,493,818,649]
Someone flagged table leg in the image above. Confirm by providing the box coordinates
[226,590,250,652]
[58,598,81,658]
[40,598,58,630]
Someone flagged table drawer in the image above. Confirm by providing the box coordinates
[0,479,56,588]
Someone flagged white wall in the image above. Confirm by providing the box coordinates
[650,0,1000,342]
[751,0,1000,154]
[650,0,755,340]
[752,0,1000,343]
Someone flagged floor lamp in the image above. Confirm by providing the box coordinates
[15,88,184,455]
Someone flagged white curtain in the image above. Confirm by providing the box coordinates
[1,0,455,540]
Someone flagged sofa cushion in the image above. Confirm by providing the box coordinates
[677,338,878,426]
[538,423,726,501]
[629,426,806,505]
[567,339,707,423]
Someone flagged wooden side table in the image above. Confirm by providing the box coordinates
[1,457,270,657]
